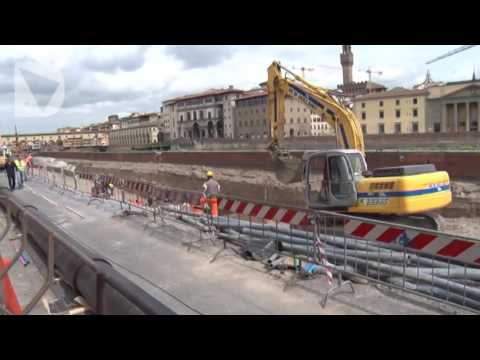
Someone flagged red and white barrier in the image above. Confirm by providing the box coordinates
[218,198,310,226]
[345,219,480,266]
[34,167,480,266]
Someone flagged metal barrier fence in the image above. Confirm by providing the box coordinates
[31,165,480,313]
[1,171,176,315]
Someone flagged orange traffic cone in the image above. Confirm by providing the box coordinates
[0,257,22,315]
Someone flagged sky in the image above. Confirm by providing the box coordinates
[1,45,479,134]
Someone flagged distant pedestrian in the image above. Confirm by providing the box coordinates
[4,158,17,191]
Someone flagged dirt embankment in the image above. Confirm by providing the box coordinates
[49,157,308,207]
[34,156,480,238]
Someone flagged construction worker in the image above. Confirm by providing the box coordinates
[13,157,24,189]
[106,181,114,198]
[4,157,17,191]
[25,153,33,177]
[20,156,27,182]
[202,170,221,217]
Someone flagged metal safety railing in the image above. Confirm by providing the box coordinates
[31,165,480,314]
[0,194,56,314]
[0,175,176,315]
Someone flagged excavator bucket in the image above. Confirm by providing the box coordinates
[271,154,304,184]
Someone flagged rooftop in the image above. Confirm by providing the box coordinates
[163,86,244,103]
[354,87,429,101]
[236,89,267,101]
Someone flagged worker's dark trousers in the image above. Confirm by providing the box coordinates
[7,174,15,190]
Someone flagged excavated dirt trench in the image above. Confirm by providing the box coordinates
[71,159,309,208]
[34,156,480,237]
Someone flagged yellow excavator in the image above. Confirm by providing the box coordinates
[266,61,451,230]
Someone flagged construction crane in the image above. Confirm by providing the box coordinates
[426,45,477,65]
[292,66,314,79]
[359,68,383,82]
[292,64,342,79]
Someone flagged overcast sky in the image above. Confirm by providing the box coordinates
[1,45,479,134]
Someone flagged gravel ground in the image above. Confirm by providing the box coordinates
[437,215,480,239]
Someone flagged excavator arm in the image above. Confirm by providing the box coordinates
[266,61,365,183]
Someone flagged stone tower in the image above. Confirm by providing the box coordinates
[340,45,353,85]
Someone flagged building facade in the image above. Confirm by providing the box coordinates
[1,131,109,148]
[352,88,429,135]
[162,86,243,140]
[119,112,159,129]
[233,88,333,140]
[160,101,176,138]
[108,123,159,148]
[234,89,268,140]
[311,114,334,136]
[108,112,161,148]
[426,76,480,133]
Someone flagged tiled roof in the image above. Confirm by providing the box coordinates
[354,87,429,100]
[164,87,244,103]
[237,89,267,101]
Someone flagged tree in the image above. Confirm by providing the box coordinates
[56,137,63,146]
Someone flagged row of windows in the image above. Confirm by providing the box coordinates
[361,98,418,108]
[177,94,239,108]
[286,130,310,137]
[179,110,221,122]
[312,124,329,130]
[290,118,309,124]
[239,132,268,140]
[238,108,266,115]
[361,108,418,120]
[361,121,419,135]
[238,119,267,128]
[237,97,267,107]
[288,107,311,113]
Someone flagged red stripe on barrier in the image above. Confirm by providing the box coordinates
[280,209,296,224]
[236,202,247,214]
[377,228,404,243]
[264,207,279,220]
[436,240,475,257]
[299,216,310,226]
[408,234,437,250]
[351,223,375,238]
[224,199,234,211]
[249,204,263,218]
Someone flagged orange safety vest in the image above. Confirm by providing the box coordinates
[200,195,218,217]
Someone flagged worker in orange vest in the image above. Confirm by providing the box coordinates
[202,170,221,217]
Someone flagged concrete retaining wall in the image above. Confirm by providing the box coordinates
[38,150,480,181]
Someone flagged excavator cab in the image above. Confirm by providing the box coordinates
[304,150,366,210]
